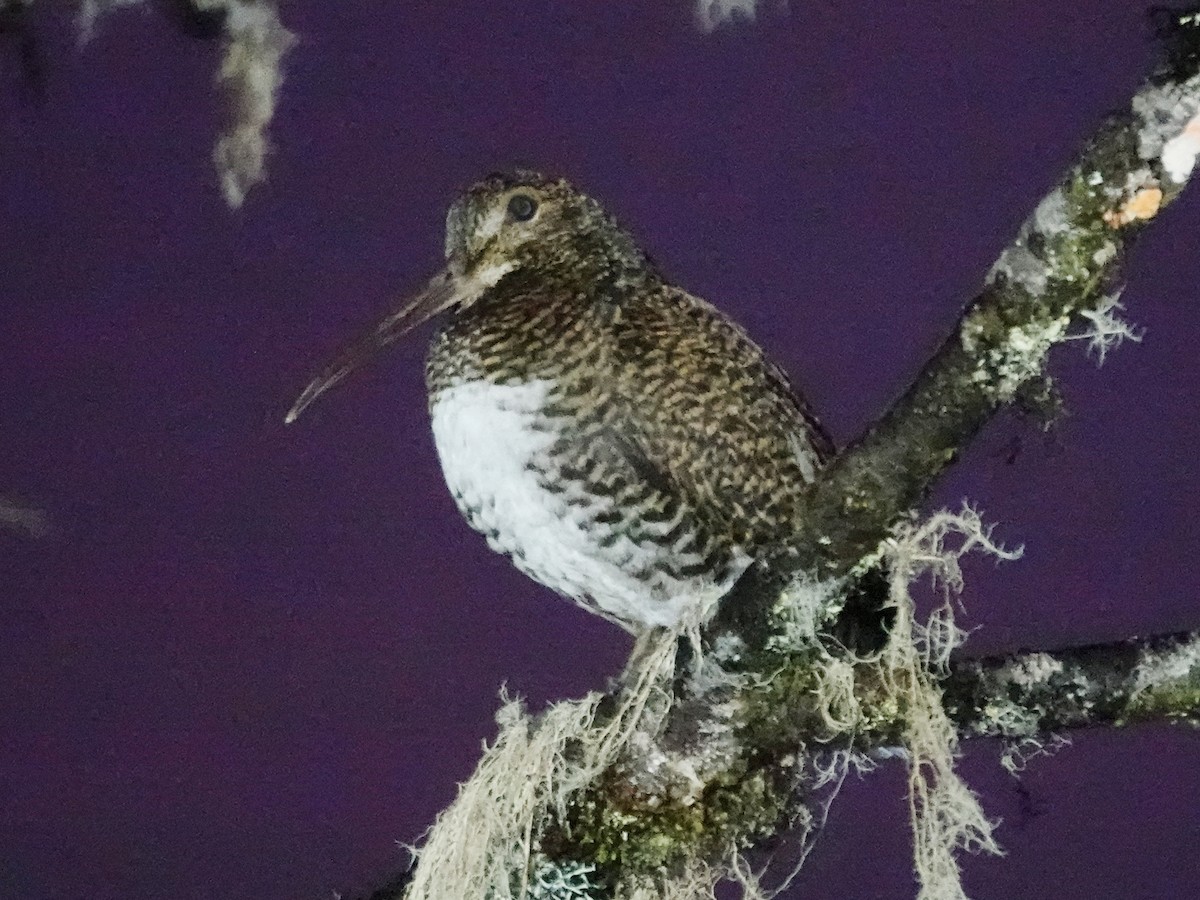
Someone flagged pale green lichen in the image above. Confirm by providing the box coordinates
[1128,636,1200,723]
[965,157,1131,404]
[745,508,1021,900]
[1065,291,1143,364]
[879,509,1017,900]
[69,0,294,207]
[767,572,846,649]
[999,734,1071,776]
[1006,652,1064,687]
[526,859,599,900]
[694,0,761,32]
[404,506,1024,899]
[211,0,297,206]
[969,315,1072,402]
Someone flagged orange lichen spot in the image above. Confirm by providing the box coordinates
[1103,186,1164,228]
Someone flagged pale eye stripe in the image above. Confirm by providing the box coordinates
[474,206,508,244]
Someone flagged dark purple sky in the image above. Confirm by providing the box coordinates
[2,2,1197,898]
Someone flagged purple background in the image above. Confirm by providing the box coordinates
[2,2,1198,898]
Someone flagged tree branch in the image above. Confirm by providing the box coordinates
[945,630,1200,740]
[377,631,1198,900]
[782,27,1200,596]
[391,13,1200,900]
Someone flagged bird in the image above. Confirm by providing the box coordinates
[287,171,834,636]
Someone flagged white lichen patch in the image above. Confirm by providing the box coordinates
[985,188,1075,299]
[1091,240,1117,267]
[1132,636,1200,697]
[1031,187,1072,236]
[623,717,728,806]
[1065,291,1143,365]
[694,0,762,32]
[986,244,1049,297]
[1132,78,1200,171]
[709,631,747,667]
[1006,651,1063,687]
[970,315,1072,402]
[977,696,1041,739]
[770,572,846,648]
[968,651,1068,752]
[1161,112,1200,182]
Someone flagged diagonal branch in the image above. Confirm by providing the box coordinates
[712,16,1200,649]
[787,36,1200,588]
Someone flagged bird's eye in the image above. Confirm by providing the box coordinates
[507,194,538,222]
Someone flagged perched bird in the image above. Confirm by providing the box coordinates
[287,171,833,635]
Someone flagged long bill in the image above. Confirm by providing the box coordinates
[285,267,467,424]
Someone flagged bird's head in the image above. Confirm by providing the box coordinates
[286,170,646,424]
[444,171,647,283]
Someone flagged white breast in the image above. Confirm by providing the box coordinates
[428,379,739,631]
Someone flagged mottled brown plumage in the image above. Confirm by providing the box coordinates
[290,171,832,633]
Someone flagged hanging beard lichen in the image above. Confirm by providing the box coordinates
[877,508,1020,900]
[402,506,1020,900]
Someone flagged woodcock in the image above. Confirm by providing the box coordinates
[287,171,833,634]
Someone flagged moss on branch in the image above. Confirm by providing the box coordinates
[527,629,1200,897]
[944,630,1200,738]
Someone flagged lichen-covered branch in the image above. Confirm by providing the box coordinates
[944,630,1200,740]
[803,630,1200,752]
[709,24,1200,664]
[384,626,1199,900]
[778,27,1200,598]
[390,14,1200,900]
